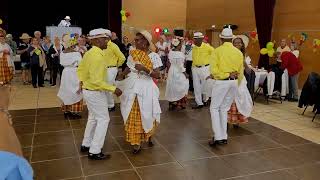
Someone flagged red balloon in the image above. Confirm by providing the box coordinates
[125,12,131,17]
[250,31,257,38]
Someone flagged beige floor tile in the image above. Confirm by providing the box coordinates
[290,128,320,143]
[266,120,306,131]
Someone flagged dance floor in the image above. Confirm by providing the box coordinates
[11,102,320,180]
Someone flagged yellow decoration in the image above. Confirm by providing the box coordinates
[122,16,127,22]
[260,48,268,54]
[35,49,41,55]
[266,42,274,50]
[267,49,275,57]
[0,19,2,25]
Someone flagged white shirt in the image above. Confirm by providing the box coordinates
[155,41,168,57]
[58,20,71,27]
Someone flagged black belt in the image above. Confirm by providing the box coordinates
[195,64,209,68]
[107,66,117,68]
[222,77,238,80]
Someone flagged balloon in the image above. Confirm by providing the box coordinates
[260,48,268,55]
[125,12,131,17]
[250,31,257,38]
[267,49,275,57]
[122,16,127,22]
[316,39,320,46]
[266,42,274,50]
[0,19,2,25]
[120,10,126,16]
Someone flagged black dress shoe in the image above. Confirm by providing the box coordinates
[64,112,71,119]
[209,139,228,147]
[132,145,142,154]
[203,101,209,107]
[88,152,111,160]
[80,146,90,153]
[33,85,38,88]
[70,113,82,119]
[39,84,45,87]
[108,106,116,112]
[192,105,204,109]
[148,137,154,147]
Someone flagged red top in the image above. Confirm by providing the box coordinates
[280,51,303,76]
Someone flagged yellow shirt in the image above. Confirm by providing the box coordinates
[77,46,116,92]
[192,42,215,66]
[103,41,126,67]
[210,42,244,82]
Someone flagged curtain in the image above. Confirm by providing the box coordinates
[108,0,122,38]
[254,0,276,68]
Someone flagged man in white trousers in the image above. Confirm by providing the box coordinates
[207,28,244,146]
[103,37,125,112]
[192,32,215,109]
[77,28,122,160]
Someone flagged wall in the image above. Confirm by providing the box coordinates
[122,0,187,41]
[272,0,320,86]
[186,0,260,66]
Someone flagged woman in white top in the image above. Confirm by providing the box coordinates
[155,35,168,80]
[228,36,253,127]
[57,35,83,119]
[117,30,162,154]
[165,38,189,110]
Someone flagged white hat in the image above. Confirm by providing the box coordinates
[193,32,204,39]
[219,28,235,39]
[88,28,111,39]
[234,35,249,48]
[136,29,156,51]
[64,16,71,20]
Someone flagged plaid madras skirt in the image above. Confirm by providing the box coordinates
[0,56,13,84]
[61,100,84,113]
[228,102,248,124]
[125,97,157,145]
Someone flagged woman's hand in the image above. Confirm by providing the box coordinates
[76,82,83,94]
[135,64,147,72]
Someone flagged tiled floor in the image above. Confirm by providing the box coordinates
[7,74,320,179]
[11,104,320,180]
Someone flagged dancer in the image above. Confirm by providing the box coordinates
[207,28,243,146]
[165,38,189,110]
[118,30,162,154]
[77,28,122,160]
[58,35,83,119]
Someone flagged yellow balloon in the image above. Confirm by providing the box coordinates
[316,39,320,46]
[268,49,275,57]
[266,42,274,50]
[260,48,268,55]
[0,19,2,25]
[122,16,127,22]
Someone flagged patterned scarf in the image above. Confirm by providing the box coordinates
[130,49,153,71]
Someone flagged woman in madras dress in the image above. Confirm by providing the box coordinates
[228,36,253,127]
[118,30,162,154]
[165,38,189,110]
[0,28,14,85]
[57,35,83,119]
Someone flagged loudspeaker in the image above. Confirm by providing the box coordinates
[174,29,184,37]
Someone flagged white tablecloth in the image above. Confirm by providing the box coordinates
[46,26,82,42]
[254,71,268,90]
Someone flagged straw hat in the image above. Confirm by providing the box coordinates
[136,29,156,51]
[20,33,32,40]
[234,35,249,48]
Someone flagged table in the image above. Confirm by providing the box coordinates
[46,26,82,42]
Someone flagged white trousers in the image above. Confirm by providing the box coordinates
[210,80,237,141]
[267,70,289,97]
[192,66,210,105]
[106,67,118,108]
[82,90,110,154]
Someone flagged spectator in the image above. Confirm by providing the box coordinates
[48,37,64,87]
[34,31,43,46]
[276,39,291,54]
[121,35,131,70]
[42,36,52,82]
[28,38,46,88]
[75,37,87,56]
[6,34,17,56]
[155,35,169,80]
[280,51,303,101]
[17,33,32,85]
